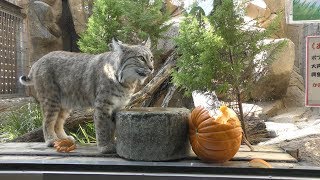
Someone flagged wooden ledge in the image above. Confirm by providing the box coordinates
[0,143,298,167]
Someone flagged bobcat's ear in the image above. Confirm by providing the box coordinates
[142,37,151,49]
[111,38,123,54]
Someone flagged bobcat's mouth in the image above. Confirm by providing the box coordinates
[136,70,147,77]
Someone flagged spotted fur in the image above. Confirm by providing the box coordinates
[20,39,154,153]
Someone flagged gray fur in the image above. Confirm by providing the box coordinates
[20,39,153,153]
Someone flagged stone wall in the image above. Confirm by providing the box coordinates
[14,0,91,66]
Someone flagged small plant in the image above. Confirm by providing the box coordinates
[172,0,285,138]
[70,122,96,144]
[0,103,42,141]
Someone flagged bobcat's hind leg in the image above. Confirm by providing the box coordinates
[55,108,74,142]
[42,102,60,147]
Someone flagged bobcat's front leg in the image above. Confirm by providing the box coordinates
[94,102,116,154]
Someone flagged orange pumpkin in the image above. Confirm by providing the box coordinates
[189,106,243,162]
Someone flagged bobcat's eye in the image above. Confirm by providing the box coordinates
[138,56,146,62]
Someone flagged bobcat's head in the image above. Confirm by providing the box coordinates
[113,38,154,86]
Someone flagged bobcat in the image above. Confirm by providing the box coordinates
[19,38,154,153]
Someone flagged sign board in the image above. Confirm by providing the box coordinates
[287,0,320,24]
[306,36,320,107]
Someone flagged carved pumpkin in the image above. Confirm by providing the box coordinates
[189,106,243,162]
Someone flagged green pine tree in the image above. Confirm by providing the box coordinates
[78,0,171,54]
[172,0,285,138]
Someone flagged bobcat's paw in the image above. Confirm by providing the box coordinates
[98,144,116,154]
[57,134,75,143]
[65,135,75,143]
[46,139,58,147]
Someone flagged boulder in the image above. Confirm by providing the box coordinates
[263,0,286,38]
[260,13,277,28]
[246,0,271,22]
[165,0,183,16]
[156,16,183,68]
[115,107,190,161]
[68,0,90,35]
[279,134,320,166]
[257,100,285,118]
[32,1,62,38]
[283,66,305,107]
[27,0,63,63]
[268,107,312,123]
[250,38,295,101]
[264,0,285,13]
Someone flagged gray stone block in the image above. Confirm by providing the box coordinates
[115,107,190,161]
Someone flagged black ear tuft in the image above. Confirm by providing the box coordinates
[111,38,123,53]
[142,37,151,49]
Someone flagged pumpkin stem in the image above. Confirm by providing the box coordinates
[219,105,228,113]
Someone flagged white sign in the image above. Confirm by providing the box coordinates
[306,36,320,107]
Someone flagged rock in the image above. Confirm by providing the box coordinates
[263,0,286,38]
[279,134,320,166]
[250,38,295,101]
[246,0,270,22]
[283,66,305,107]
[33,1,62,38]
[245,116,270,144]
[26,0,63,63]
[259,120,320,145]
[284,24,304,66]
[165,0,183,16]
[260,13,277,28]
[258,100,285,118]
[156,16,182,68]
[264,0,285,13]
[68,0,90,35]
[265,122,299,138]
[269,107,312,123]
[115,107,190,161]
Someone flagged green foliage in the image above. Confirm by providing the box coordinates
[0,103,95,144]
[78,0,171,54]
[172,0,284,97]
[0,103,42,141]
[70,122,96,144]
[293,0,320,21]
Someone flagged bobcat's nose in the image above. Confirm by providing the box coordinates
[149,67,154,74]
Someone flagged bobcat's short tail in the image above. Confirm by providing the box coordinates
[19,76,34,86]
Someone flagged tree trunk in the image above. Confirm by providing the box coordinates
[128,51,177,107]
[161,85,177,107]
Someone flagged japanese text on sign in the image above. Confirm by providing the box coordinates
[306,36,320,106]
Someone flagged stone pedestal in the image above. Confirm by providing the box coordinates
[115,107,190,161]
